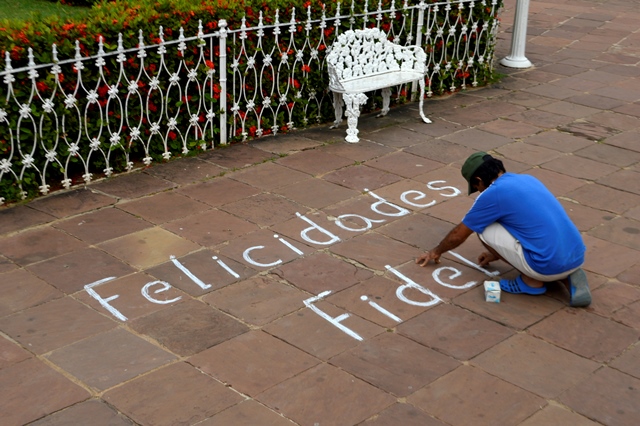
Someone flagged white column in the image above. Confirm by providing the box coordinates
[500,0,533,68]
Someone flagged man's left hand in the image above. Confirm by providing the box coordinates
[416,250,441,266]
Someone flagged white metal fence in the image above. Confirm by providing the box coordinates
[0,0,501,204]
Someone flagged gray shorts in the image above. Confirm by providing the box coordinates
[478,223,581,282]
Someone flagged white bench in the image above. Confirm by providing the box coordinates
[326,28,431,143]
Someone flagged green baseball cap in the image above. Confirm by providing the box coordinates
[461,151,488,195]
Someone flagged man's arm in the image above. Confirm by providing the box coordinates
[416,222,474,266]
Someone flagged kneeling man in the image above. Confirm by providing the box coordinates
[416,152,591,307]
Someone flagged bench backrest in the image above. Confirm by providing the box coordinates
[327,28,426,88]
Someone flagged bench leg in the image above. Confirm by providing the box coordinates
[377,88,392,117]
[343,93,368,143]
[329,92,343,129]
[418,78,432,124]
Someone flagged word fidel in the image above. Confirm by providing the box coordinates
[84,181,498,340]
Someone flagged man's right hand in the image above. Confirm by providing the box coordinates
[478,251,498,266]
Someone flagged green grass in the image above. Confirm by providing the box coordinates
[0,0,90,22]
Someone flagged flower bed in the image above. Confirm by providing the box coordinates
[0,0,503,204]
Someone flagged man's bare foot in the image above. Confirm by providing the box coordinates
[520,274,545,289]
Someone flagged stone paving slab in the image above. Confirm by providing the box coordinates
[2,0,640,424]
[0,358,90,425]
[45,328,177,391]
[102,362,244,425]
[408,365,545,426]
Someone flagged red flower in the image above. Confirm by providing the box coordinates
[16,31,29,44]
[249,125,257,136]
[288,78,300,89]
[10,46,22,61]
[36,81,48,92]
[301,64,311,73]
[168,131,177,140]
[205,60,215,70]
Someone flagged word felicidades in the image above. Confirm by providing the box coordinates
[84,181,497,339]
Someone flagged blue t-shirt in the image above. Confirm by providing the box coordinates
[462,173,585,275]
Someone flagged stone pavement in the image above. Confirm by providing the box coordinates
[1,0,640,424]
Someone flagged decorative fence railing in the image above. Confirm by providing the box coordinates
[0,0,501,204]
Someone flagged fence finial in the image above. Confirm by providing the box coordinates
[218,19,227,36]
[74,40,84,71]
[274,9,281,35]
[27,48,39,80]
[4,50,11,72]
[289,8,296,33]
[178,27,186,54]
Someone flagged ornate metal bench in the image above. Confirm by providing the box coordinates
[327,28,431,143]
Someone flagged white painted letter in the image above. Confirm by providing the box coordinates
[296,212,341,245]
[141,280,182,304]
[400,190,436,208]
[304,291,363,341]
[243,246,282,268]
[366,188,410,217]
[84,277,127,321]
[427,180,461,197]
[448,250,500,277]
[213,256,240,279]
[170,255,211,290]
[386,265,442,307]
[361,295,402,322]
[275,234,304,255]
[335,213,385,232]
[432,266,477,289]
